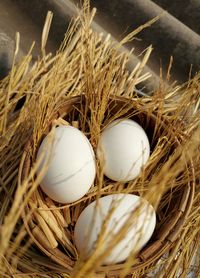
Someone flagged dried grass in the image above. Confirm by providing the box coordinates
[0,1,200,277]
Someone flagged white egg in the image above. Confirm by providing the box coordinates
[74,193,156,265]
[36,125,96,203]
[97,118,150,181]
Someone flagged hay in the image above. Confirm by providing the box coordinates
[0,1,199,277]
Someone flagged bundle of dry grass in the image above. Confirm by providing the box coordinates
[0,1,199,277]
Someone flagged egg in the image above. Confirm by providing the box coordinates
[74,193,156,265]
[36,125,96,203]
[97,118,150,181]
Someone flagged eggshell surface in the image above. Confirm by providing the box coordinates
[97,119,150,181]
[36,125,96,203]
[74,193,156,265]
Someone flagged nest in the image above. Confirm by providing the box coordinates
[20,94,196,277]
[0,1,200,277]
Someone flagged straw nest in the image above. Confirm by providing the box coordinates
[0,1,200,277]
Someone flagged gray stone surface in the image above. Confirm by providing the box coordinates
[0,32,15,78]
[91,0,200,82]
[0,0,56,79]
[2,0,200,85]
[10,0,160,91]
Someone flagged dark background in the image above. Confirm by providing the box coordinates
[1,0,200,88]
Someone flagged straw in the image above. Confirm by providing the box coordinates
[0,0,199,276]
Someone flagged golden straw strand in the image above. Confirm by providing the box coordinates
[72,121,79,128]
[32,225,54,250]
[54,117,70,126]
[37,205,64,241]
[45,197,68,227]
[33,212,58,249]
[33,196,71,248]
[63,207,72,225]
[28,200,58,250]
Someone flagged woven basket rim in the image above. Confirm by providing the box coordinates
[19,95,195,274]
